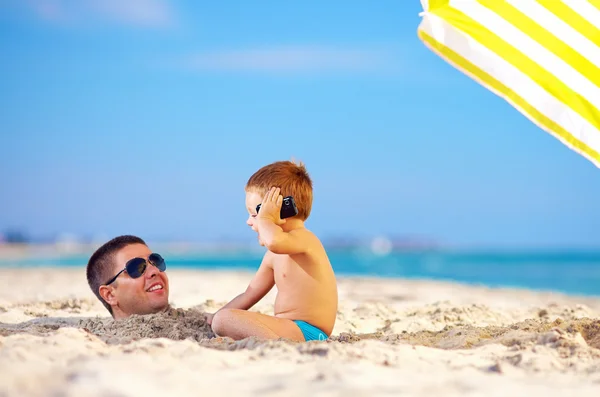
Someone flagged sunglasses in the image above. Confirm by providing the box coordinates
[104,253,166,286]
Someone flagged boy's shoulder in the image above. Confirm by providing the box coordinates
[288,227,324,251]
[262,249,277,263]
[263,226,324,256]
[288,226,317,238]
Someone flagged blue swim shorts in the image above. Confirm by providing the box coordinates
[293,320,328,341]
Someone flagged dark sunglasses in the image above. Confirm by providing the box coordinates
[104,253,166,286]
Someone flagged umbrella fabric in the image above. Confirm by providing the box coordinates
[417,0,600,168]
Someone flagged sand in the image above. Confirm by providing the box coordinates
[1,268,600,396]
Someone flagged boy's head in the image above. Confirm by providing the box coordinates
[245,160,313,226]
[86,235,170,319]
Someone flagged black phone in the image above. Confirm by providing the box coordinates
[256,196,298,219]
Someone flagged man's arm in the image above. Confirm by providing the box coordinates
[255,219,313,255]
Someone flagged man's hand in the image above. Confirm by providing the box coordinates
[205,312,215,326]
[256,187,285,226]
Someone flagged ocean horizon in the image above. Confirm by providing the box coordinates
[1,246,599,298]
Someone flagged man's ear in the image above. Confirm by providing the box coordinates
[98,285,118,307]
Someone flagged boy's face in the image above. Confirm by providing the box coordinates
[245,190,262,233]
[246,190,268,246]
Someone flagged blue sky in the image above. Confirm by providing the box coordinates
[0,0,599,248]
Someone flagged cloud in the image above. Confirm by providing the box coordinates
[21,0,174,28]
[182,45,401,74]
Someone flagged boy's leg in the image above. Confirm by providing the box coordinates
[211,309,305,342]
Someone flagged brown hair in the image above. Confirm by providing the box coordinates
[86,235,146,315]
[246,160,313,220]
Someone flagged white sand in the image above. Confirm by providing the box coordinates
[1,267,600,396]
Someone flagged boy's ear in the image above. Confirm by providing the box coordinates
[98,285,118,306]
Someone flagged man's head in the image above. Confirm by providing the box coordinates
[86,235,170,319]
[245,160,313,231]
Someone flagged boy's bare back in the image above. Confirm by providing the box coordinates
[265,228,338,336]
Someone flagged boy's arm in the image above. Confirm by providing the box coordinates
[207,254,275,324]
[255,219,313,255]
[254,186,315,255]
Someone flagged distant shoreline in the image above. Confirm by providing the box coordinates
[1,241,599,260]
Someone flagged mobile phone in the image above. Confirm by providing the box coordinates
[256,196,298,219]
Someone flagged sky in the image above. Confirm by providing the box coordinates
[0,0,599,248]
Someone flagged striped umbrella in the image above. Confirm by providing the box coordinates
[417,0,600,168]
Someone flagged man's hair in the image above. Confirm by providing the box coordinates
[86,235,146,315]
[246,160,313,220]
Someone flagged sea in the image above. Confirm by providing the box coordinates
[2,247,599,297]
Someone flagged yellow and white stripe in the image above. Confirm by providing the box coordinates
[417,0,600,168]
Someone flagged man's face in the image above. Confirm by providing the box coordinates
[108,243,170,319]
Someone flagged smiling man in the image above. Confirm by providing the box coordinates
[86,235,170,319]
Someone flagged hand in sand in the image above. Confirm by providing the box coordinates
[205,312,214,326]
[256,187,285,226]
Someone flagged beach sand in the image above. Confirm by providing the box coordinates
[1,267,600,396]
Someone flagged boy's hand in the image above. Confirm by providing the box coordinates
[205,312,214,325]
[256,187,285,226]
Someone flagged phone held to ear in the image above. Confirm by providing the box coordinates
[256,196,298,219]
